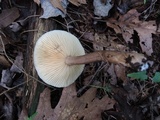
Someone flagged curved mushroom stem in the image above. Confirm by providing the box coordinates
[65,51,146,67]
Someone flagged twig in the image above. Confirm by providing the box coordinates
[20,29,47,36]
[141,0,157,20]
[23,15,40,22]
[0,114,4,119]
[51,18,67,28]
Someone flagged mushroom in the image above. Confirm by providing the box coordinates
[34,30,147,88]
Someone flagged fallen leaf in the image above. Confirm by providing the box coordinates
[34,88,54,120]
[50,0,66,13]
[0,7,20,28]
[107,9,156,56]
[40,0,68,18]
[0,69,13,88]
[116,9,140,43]
[18,107,28,120]
[107,64,117,85]
[112,89,143,120]
[69,0,86,6]
[0,34,11,53]
[53,83,115,120]
[9,22,23,32]
[82,32,94,41]
[94,33,110,47]
[0,55,11,67]
[134,21,155,56]
[115,64,127,83]
[34,84,115,120]
[93,0,113,17]
[33,0,40,5]
[126,83,139,102]
[106,20,121,34]
[10,52,23,73]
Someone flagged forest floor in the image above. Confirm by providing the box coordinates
[0,0,160,120]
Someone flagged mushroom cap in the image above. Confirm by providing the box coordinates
[34,30,85,87]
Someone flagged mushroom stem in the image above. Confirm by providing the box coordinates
[65,51,146,67]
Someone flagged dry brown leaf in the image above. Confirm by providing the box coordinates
[0,7,20,28]
[18,107,28,120]
[33,0,40,5]
[93,33,106,51]
[107,20,121,34]
[134,21,155,56]
[114,64,127,83]
[93,32,128,51]
[82,32,94,41]
[53,83,115,120]
[69,0,86,6]
[94,33,110,47]
[120,9,155,56]
[34,88,54,120]
[107,9,156,56]
[0,55,11,67]
[50,0,65,13]
[34,84,115,120]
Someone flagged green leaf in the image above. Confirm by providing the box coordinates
[27,112,38,120]
[153,72,160,83]
[127,71,148,81]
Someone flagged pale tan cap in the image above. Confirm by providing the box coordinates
[34,30,85,87]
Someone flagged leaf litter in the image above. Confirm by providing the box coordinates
[34,83,115,120]
[1,0,160,120]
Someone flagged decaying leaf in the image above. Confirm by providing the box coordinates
[53,83,115,120]
[82,32,95,42]
[107,21,121,34]
[93,0,113,17]
[69,0,86,6]
[10,52,23,73]
[0,7,20,28]
[107,9,157,56]
[35,84,115,120]
[85,32,128,52]
[126,83,139,102]
[0,69,13,88]
[50,0,66,13]
[0,33,12,51]
[134,21,155,56]
[114,65,127,83]
[0,55,11,67]
[94,33,109,47]
[34,88,54,120]
[93,33,106,51]
[40,0,68,18]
